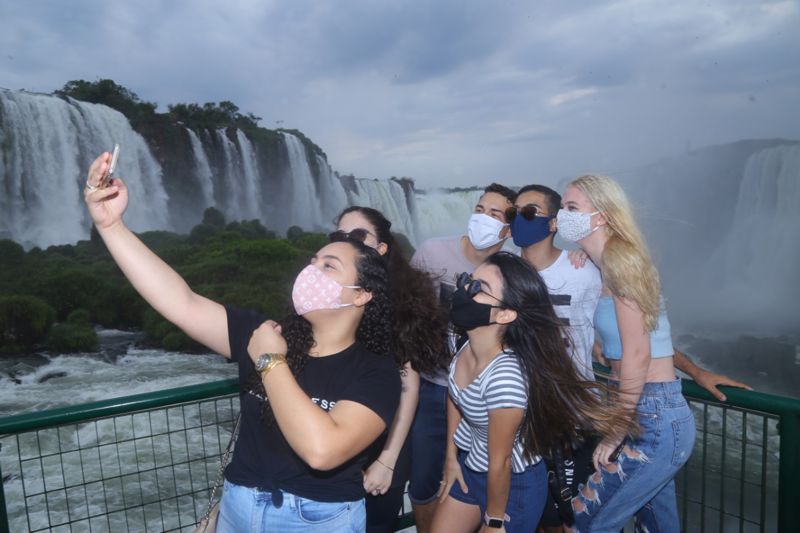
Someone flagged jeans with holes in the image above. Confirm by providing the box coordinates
[571,379,695,533]
[217,480,366,532]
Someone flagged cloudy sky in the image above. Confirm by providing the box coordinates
[2,0,798,188]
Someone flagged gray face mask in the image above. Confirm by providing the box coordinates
[556,209,600,242]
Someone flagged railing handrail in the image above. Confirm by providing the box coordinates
[1,374,798,531]
[2,375,798,434]
[0,378,239,435]
[590,363,800,415]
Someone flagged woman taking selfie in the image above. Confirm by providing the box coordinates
[558,174,695,532]
[334,206,450,532]
[83,152,400,532]
[431,252,630,533]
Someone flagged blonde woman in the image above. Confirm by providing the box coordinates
[558,175,695,532]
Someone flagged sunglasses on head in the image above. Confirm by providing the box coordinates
[456,272,508,306]
[328,229,371,243]
[505,204,548,222]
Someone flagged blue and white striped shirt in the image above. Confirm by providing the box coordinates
[448,344,539,473]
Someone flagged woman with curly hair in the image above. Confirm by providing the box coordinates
[83,152,401,532]
[431,252,631,533]
[334,206,450,532]
[559,174,695,532]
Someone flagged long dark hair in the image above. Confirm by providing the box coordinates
[336,206,450,374]
[250,238,393,424]
[486,252,632,458]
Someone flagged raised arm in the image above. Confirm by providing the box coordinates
[84,153,229,356]
[363,363,420,495]
[673,349,752,401]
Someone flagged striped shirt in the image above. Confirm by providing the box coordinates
[448,344,539,473]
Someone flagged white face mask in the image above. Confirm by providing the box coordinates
[467,213,508,250]
[556,209,600,242]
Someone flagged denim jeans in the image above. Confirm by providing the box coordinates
[449,450,548,533]
[408,379,448,504]
[217,480,366,532]
[571,379,695,533]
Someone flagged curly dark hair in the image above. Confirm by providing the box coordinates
[248,238,393,425]
[336,206,450,374]
[485,252,633,459]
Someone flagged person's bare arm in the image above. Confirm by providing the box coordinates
[483,408,525,530]
[363,364,420,494]
[593,296,649,469]
[85,153,229,356]
[248,320,392,470]
[673,349,752,401]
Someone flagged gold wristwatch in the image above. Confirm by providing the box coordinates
[255,353,287,376]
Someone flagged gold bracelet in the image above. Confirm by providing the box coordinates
[375,458,394,472]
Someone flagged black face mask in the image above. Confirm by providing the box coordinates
[449,284,501,330]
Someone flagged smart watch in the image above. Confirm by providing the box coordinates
[483,513,504,528]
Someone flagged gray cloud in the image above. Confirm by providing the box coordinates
[1,0,798,187]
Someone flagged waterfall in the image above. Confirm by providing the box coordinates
[0,91,169,247]
[315,154,349,226]
[281,132,326,229]
[235,130,264,220]
[348,178,419,242]
[185,128,215,208]
[413,189,483,242]
[708,144,800,324]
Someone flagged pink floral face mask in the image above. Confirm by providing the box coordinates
[291,264,361,316]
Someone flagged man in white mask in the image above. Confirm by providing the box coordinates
[406,182,516,532]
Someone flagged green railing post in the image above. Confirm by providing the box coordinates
[778,412,800,532]
[0,454,8,533]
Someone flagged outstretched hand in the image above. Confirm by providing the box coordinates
[84,152,128,230]
[693,369,753,402]
[247,320,288,364]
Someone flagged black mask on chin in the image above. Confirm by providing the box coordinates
[449,285,501,330]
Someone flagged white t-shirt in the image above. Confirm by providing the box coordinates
[538,250,602,381]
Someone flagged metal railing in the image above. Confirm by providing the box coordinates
[674,380,799,532]
[1,376,798,532]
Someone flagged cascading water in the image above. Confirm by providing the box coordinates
[185,128,216,208]
[707,144,800,327]
[348,178,419,242]
[0,91,169,247]
[0,89,436,248]
[281,132,327,229]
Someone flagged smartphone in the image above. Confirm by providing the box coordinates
[608,440,626,462]
[101,144,120,187]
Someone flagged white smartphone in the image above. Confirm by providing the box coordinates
[101,144,120,187]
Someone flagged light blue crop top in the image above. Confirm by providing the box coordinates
[594,296,674,360]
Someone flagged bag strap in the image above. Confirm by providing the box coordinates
[544,444,576,527]
[198,412,242,524]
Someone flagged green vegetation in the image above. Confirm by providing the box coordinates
[0,212,321,356]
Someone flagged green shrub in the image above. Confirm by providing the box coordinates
[0,295,56,350]
[47,322,98,352]
[295,233,327,251]
[67,308,92,326]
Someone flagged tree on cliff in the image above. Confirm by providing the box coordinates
[55,79,158,124]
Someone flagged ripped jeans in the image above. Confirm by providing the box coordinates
[571,379,695,533]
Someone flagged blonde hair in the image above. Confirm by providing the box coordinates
[568,174,661,331]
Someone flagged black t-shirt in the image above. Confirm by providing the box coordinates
[223,306,401,502]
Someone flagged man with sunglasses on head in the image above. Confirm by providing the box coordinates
[407,182,517,533]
